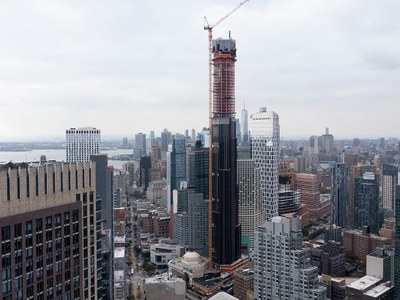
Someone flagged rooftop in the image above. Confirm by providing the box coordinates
[209,292,239,300]
[114,247,125,258]
[145,274,185,284]
[347,275,381,291]
[364,282,393,298]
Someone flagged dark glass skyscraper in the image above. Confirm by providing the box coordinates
[211,37,241,266]
[331,162,349,227]
[354,172,381,234]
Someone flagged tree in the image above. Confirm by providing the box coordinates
[136,287,142,299]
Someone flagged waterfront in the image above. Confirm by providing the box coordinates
[0,149,134,170]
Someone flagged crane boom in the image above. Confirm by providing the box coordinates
[205,0,249,30]
[204,0,249,270]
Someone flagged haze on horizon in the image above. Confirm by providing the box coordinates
[0,0,399,140]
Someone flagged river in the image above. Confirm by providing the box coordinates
[0,149,134,170]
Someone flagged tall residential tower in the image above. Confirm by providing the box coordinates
[210,37,241,267]
[249,107,280,221]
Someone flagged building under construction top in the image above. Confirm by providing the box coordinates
[212,37,237,118]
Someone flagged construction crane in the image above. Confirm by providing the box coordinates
[204,0,249,270]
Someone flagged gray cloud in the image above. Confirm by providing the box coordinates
[0,0,399,139]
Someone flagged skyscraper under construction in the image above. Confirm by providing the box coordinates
[211,37,241,267]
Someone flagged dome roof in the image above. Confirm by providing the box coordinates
[182,251,201,262]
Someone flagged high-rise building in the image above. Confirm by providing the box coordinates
[66,127,100,163]
[139,156,151,190]
[237,159,264,254]
[90,154,114,299]
[166,136,186,214]
[0,162,101,299]
[161,128,172,159]
[394,185,400,298]
[295,173,321,221]
[254,216,327,299]
[240,103,249,144]
[355,172,381,234]
[134,132,147,158]
[293,155,306,173]
[331,162,349,227]
[381,164,398,214]
[319,127,335,155]
[278,174,301,216]
[249,107,280,221]
[173,185,208,257]
[187,141,209,199]
[210,37,241,267]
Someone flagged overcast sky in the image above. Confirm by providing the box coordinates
[0,0,399,140]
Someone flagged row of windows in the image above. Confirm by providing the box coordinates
[2,168,92,201]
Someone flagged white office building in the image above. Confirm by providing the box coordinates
[249,107,280,221]
[254,216,327,300]
[66,127,100,163]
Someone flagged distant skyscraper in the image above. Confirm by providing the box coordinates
[237,159,264,254]
[161,128,171,152]
[66,127,100,163]
[355,172,381,234]
[135,132,147,158]
[210,37,241,267]
[191,129,196,141]
[320,127,335,154]
[235,118,241,144]
[122,137,128,148]
[187,141,209,199]
[331,162,349,227]
[241,102,249,143]
[166,136,186,215]
[249,107,280,221]
[381,164,398,213]
[139,156,151,190]
[254,216,327,299]
[149,130,155,141]
[198,128,210,148]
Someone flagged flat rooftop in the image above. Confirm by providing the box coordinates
[347,275,381,291]
[114,247,125,258]
[364,283,393,298]
[145,274,185,284]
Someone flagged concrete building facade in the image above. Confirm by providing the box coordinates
[254,216,327,300]
[0,162,101,299]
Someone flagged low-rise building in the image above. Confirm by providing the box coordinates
[233,268,254,300]
[168,251,209,286]
[147,180,167,206]
[366,247,394,283]
[144,274,186,300]
[346,275,394,299]
[344,227,392,262]
[150,240,185,269]
[311,242,345,276]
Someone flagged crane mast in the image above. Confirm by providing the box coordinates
[204,0,249,270]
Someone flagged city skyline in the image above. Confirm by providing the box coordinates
[1,0,399,139]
